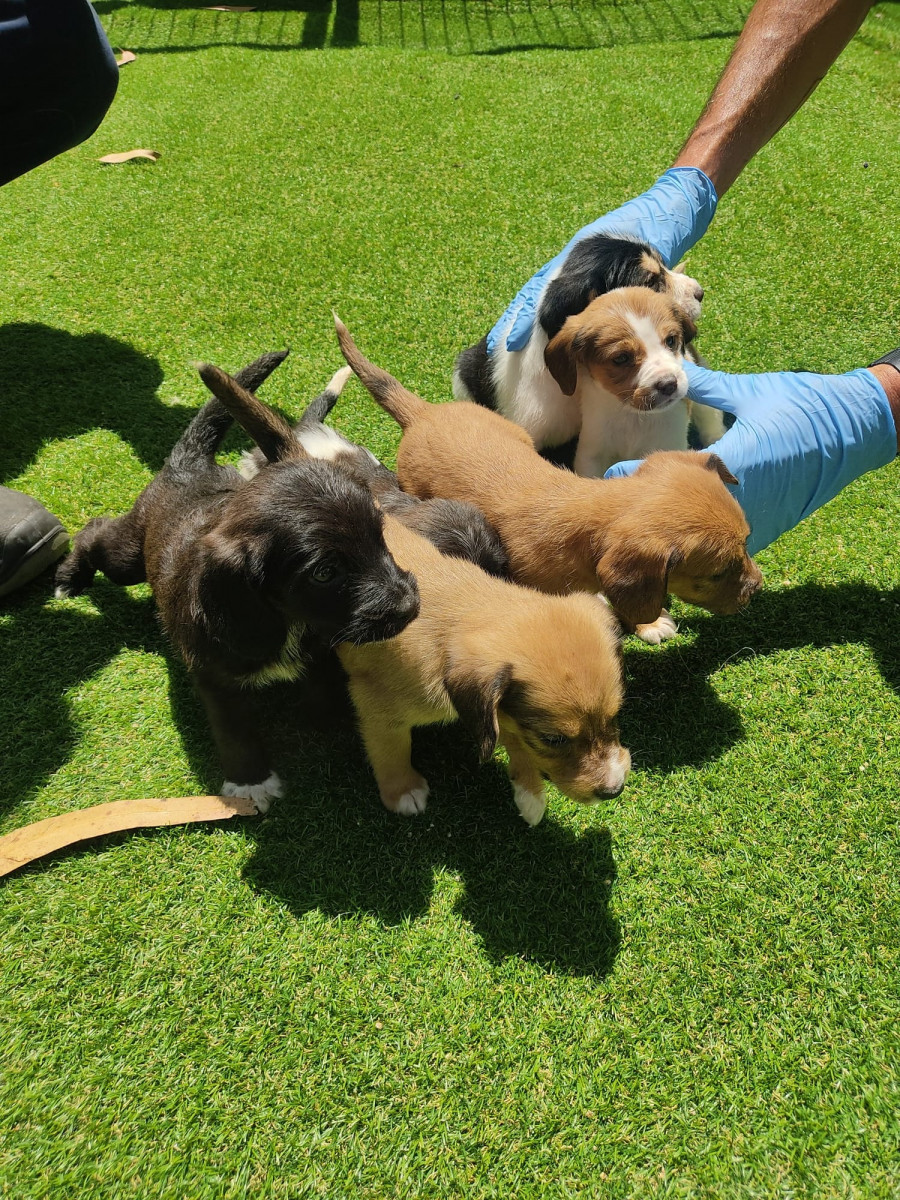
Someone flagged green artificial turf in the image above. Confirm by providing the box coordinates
[2,3,900,1196]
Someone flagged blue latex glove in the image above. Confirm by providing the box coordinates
[488,166,719,354]
[605,361,898,555]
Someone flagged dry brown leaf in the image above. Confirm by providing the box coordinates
[99,149,161,165]
[0,795,258,878]
[115,49,137,66]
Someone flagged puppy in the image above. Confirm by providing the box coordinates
[240,365,509,577]
[203,365,631,827]
[543,286,698,478]
[453,233,725,466]
[337,317,762,644]
[55,353,419,810]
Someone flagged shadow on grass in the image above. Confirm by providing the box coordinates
[0,322,292,480]
[2,323,175,479]
[5,466,900,974]
[94,0,747,55]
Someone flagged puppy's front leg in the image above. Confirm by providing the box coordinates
[502,732,547,827]
[193,674,281,813]
[352,700,429,816]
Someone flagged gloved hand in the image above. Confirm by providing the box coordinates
[488,166,719,354]
[605,360,897,555]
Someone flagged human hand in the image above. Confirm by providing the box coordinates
[605,361,897,555]
[487,167,718,354]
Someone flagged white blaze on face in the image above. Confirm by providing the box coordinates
[626,313,688,403]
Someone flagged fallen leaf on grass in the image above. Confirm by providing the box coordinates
[115,49,137,66]
[99,149,161,165]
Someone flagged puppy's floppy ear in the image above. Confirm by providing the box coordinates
[195,529,288,663]
[677,306,698,346]
[544,320,582,396]
[595,539,673,629]
[197,362,305,465]
[703,452,739,487]
[445,663,513,762]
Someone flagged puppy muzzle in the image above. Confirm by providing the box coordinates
[342,571,420,645]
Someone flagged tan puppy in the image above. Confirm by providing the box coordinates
[200,363,631,827]
[335,318,762,643]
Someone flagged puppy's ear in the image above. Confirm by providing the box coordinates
[445,663,513,762]
[197,362,305,465]
[596,540,672,629]
[673,261,686,275]
[677,306,698,346]
[703,453,739,487]
[544,321,581,396]
[195,529,287,662]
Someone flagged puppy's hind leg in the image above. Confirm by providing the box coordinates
[54,514,146,598]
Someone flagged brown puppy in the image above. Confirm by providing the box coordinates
[203,366,631,827]
[336,317,762,643]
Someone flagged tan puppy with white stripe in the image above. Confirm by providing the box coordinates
[544,286,702,479]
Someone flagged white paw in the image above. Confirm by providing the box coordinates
[54,584,73,600]
[635,610,678,645]
[221,771,283,814]
[513,784,546,827]
[395,783,429,816]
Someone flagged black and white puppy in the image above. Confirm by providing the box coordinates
[453,233,725,467]
[55,353,420,810]
[240,366,509,578]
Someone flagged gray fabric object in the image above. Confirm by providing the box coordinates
[0,486,68,596]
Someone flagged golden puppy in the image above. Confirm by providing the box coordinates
[199,363,631,827]
[335,318,762,643]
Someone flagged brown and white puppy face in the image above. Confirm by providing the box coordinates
[544,288,696,411]
[618,244,704,321]
[448,599,630,805]
[596,452,762,626]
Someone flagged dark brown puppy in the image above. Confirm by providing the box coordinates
[55,354,419,809]
[336,318,762,643]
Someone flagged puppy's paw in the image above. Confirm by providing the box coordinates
[513,784,547,827]
[393,782,430,816]
[634,610,678,645]
[221,771,283,814]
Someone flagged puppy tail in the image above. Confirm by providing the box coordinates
[196,363,304,464]
[295,364,353,431]
[333,314,427,430]
[171,349,291,468]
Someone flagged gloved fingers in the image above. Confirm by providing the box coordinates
[489,168,718,356]
[603,458,643,479]
[684,360,747,417]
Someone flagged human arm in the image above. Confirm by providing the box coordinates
[489,0,874,354]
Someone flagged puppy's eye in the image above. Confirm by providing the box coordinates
[611,352,633,367]
[310,563,338,584]
[707,570,728,583]
[665,334,679,350]
[539,732,571,748]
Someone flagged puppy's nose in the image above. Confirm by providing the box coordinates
[594,780,625,800]
[656,376,679,397]
[694,285,705,302]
